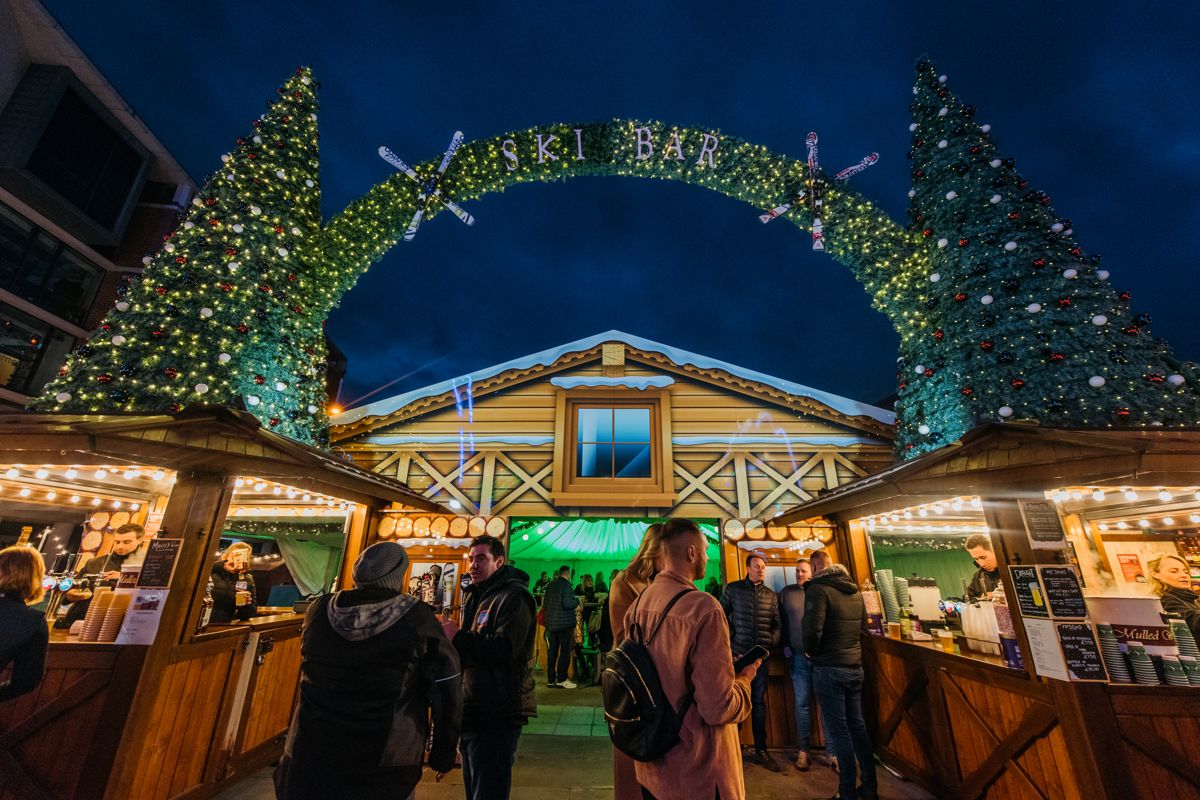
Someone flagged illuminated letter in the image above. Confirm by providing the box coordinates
[536,133,558,163]
[574,128,585,160]
[663,131,684,161]
[695,133,719,167]
[502,138,519,171]
[635,127,653,160]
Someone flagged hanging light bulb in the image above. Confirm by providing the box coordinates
[1157,490,1173,502]
[35,468,50,480]
[1092,489,1106,501]
[1124,490,1138,502]
[94,469,107,480]
[69,495,80,503]
[65,467,78,479]
[152,470,166,481]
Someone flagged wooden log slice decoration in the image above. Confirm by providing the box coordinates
[412,516,431,537]
[430,516,450,536]
[81,530,103,552]
[816,527,834,543]
[378,516,397,539]
[485,517,506,537]
[396,516,414,538]
[449,517,469,537]
[89,511,111,531]
[766,522,788,541]
[108,511,131,530]
[745,519,765,540]
[468,517,487,537]
[788,525,807,541]
[723,519,745,541]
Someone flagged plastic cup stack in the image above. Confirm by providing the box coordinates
[1179,655,1200,686]
[1161,655,1190,687]
[893,577,911,609]
[1095,624,1132,683]
[1168,619,1200,658]
[875,569,900,623]
[1126,642,1161,685]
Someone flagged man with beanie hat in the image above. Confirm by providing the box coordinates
[442,534,536,800]
[274,542,462,800]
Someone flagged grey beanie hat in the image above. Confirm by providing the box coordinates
[353,541,409,591]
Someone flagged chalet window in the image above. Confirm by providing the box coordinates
[552,389,675,507]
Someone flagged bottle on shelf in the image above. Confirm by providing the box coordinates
[197,577,215,633]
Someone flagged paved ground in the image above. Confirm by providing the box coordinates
[218,684,933,799]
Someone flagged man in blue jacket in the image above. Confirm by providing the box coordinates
[542,565,580,689]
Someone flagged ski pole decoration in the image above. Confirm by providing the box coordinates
[387,131,469,242]
[379,146,475,228]
[757,131,879,253]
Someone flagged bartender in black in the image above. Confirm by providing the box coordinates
[63,523,144,626]
[963,533,1001,600]
[210,541,258,623]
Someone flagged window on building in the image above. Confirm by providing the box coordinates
[0,203,103,326]
[0,303,74,396]
[575,406,653,479]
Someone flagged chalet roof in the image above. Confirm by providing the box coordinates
[334,330,896,435]
[0,407,445,510]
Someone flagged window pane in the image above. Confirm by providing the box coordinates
[0,204,33,290]
[577,407,613,444]
[613,408,651,442]
[11,232,57,305]
[42,248,102,325]
[0,304,55,394]
[614,443,652,478]
[576,442,613,478]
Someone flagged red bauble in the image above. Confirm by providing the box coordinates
[1145,373,1165,384]
[1048,352,1065,363]
[164,367,178,379]
[236,324,249,334]
[955,293,968,302]
[933,329,944,341]
[924,368,935,377]
[898,381,908,390]
[248,152,258,160]
[970,145,982,154]
[174,255,187,264]
[961,387,974,396]
[1123,325,1141,336]
[204,197,217,206]
[980,340,993,351]
[220,282,234,293]
[100,324,111,332]
[913,169,925,179]
[287,274,298,283]
[1115,407,1131,418]
[1070,246,1082,256]
[1119,291,1131,301]
[168,403,182,413]
[290,305,302,314]
[1007,212,1021,220]
[1040,196,1051,206]
[958,238,969,247]
[208,218,220,227]
[281,115,291,123]
[905,443,915,451]
[225,248,238,257]
[155,286,168,296]
[269,417,281,426]
[922,228,933,238]
[151,329,164,339]
[274,225,285,234]
[1057,297,1072,308]
[1011,378,1025,389]
[254,375,265,385]
[274,140,284,148]
[97,373,112,383]
[58,366,69,377]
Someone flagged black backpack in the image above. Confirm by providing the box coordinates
[601,588,694,762]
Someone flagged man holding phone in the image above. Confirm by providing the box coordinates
[720,551,782,772]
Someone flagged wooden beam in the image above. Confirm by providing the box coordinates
[748,453,819,518]
[1119,718,1200,790]
[480,453,497,516]
[733,454,751,518]
[491,456,554,515]
[409,451,483,514]
[672,455,738,517]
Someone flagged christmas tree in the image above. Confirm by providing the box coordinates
[896,57,1200,456]
[31,68,332,444]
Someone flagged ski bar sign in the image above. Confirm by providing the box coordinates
[500,126,722,170]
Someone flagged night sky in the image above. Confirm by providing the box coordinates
[44,2,1200,412]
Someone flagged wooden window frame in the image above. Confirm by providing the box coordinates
[551,387,674,507]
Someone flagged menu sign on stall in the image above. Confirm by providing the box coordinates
[117,538,183,645]
[137,538,183,588]
[1055,623,1109,682]
[1023,618,1069,681]
[1040,566,1088,619]
[1009,566,1049,618]
[1019,499,1067,550]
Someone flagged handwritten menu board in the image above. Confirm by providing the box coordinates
[137,539,183,589]
[1019,499,1067,550]
[1009,566,1049,618]
[1040,566,1088,619]
[1023,618,1069,681]
[1056,623,1108,682]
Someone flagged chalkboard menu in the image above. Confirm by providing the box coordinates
[1040,566,1088,619]
[1056,622,1108,682]
[1009,566,1049,618]
[1019,499,1067,550]
[136,539,183,589]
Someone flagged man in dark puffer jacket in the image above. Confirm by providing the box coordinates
[445,535,536,800]
[803,550,877,800]
[721,551,782,771]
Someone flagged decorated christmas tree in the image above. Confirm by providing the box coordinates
[895,58,1200,456]
[31,68,332,444]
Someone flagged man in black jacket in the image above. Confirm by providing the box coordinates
[274,541,461,799]
[721,551,782,771]
[444,535,536,800]
[542,564,579,689]
[803,550,877,800]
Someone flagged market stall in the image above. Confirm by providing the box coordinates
[0,409,442,800]
[776,424,1200,800]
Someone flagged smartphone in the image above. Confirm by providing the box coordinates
[733,645,770,672]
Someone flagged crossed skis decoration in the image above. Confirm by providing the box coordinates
[379,131,475,241]
[758,132,878,251]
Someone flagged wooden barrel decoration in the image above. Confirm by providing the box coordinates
[745,519,765,540]
[468,516,487,537]
[395,516,414,538]
[108,511,130,530]
[449,517,469,537]
[412,516,431,537]
[723,519,745,541]
[378,516,397,539]
[766,522,788,541]
[485,517,506,537]
[81,530,103,552]
[88,511,110,531]
[430,516,450,537]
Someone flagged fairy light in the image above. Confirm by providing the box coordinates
[1157,489,1173,502]
[69,495,80,503]
[94,469,107,480]
[1092,489,1106,501]
[34,468,49,480]
[65,467,78,479]
[1124,489,1138,502]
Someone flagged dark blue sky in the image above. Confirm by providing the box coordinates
[45,2,1200,411]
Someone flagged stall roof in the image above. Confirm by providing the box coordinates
[773,424,1200,524]
[0,408,447,511]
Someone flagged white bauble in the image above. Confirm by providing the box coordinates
[114,301,129,312]
[908,122,918,132]
[990,159,1002,168]
[305,179,315,188]
[937,238,948,248]
[310,113,317,121]
[275,170,286,179]
[945,191,957,200]
[918,424,931,435]
[200,307,213,318]
[990,194,1001,204]
[998,406,1014,418]
[192,196,203,208]
[232,224,244,233]
[195,383,209,394]
[221,154,230,163]
[275,381,287,391]
[183,221,195,230]
[55,392,71,403]
[218,353,232,364]
[250,205,261,215]
[938,74,948,84]
[253,135,262,144]
[277,247,289,257]
[938,139,948,149]
[247,395,260,406]
[930,272,941,282]
[1004,241,1017,251]
[1063,268,1078,279]
[111,335,126,345]
[938,107,948,116]
[142,256,152,266]
[291,226,301,235]
[1050,222,1064,233]
[908,189,916,198]
[301,75,311,85]
[981,124,992,133]
[1097,270,1110,280]
[227,261,239,271]
[981,295,994,305]
[163,242,175,253]
[1092,315,1108,326]
[1167,374,1186,386]
[307,405,319,414]
[914,365,926,375]
[1027,303,1042,313]
[1088,376,1106,388]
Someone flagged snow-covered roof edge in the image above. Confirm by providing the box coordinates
[336,330,896,426]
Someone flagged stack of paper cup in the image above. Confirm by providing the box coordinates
[98,593,131,642]
[81,589,114,642]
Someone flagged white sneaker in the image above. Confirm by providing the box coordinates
[558,679,578,689]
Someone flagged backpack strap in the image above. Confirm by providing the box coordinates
[645,588,694,646]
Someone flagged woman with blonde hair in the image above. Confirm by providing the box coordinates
[210,541,258,623]
[606,522,665,800]
[0,545,49,701]
[1148,553,1200,640]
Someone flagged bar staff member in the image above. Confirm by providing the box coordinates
[210,542,257,623]
[63,523,144,626]
[964,533,1001,600]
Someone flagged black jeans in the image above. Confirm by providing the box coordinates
[749,659,769,751]
[813,664,877,800]
[461,726,522,800]
[547,628,572,684]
